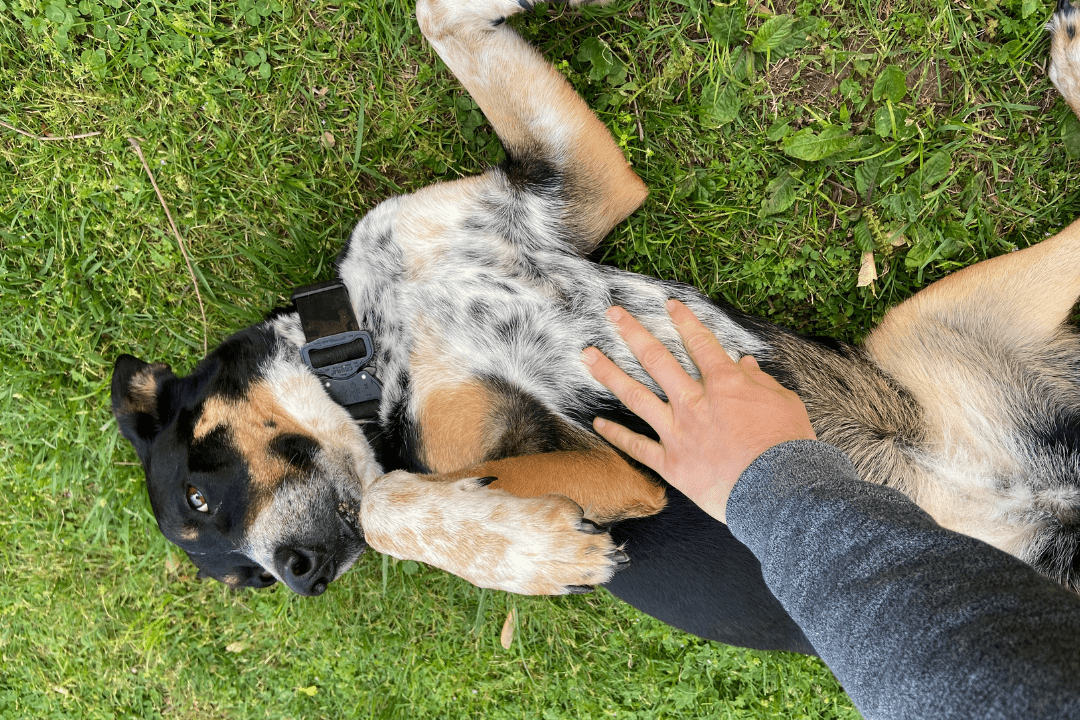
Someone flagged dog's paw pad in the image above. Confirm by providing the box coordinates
[1049,0,1080,114]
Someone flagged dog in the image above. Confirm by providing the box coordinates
[111,0,1080,656]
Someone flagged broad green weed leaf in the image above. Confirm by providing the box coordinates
[1062,113,1080,159]
[872,65,907,103]
[782,127,852,161]
[45,4,68,22]
[921,151,950,188]
[904,226,935,269]
[576,37,625,84]
[752,15,796,53]
[905,226,961,270]
[759,169,801,217]
[707,3,745,47]
[839,77,861,101]
[881,183,922,223]
[701,83,741,126]
[943,222,970,244]
[855,153,884,198]
[853,218,874,253]
[766,118,791,141]
[854,146,899,200]
[873,105,908,138]
[873,106,892,137]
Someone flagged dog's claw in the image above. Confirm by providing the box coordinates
[566,584,594,594]
[578,518,605,534]
[610,549,629,566]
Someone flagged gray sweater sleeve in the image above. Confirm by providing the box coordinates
[725,440,1080,720]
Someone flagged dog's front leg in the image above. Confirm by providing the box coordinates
[416,0,647,253]
[358,470,627,594]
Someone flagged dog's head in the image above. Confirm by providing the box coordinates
[111,318,378,595]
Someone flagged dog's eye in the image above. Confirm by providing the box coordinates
[187,486,209,513]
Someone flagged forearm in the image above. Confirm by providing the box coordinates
[726,440,1080,719]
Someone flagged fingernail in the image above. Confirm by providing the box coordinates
[581,347,599,366]
[605,306,625,322]
[665,298,680,313]
[593,417,609,431]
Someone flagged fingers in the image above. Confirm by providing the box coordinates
[667,300,784,393]
[666,299,746,383]
[592,417,666,473]
[605,305,702,401]
[582,346,671,433]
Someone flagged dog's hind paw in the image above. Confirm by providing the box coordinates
[1049,0,1080,117]
[360,471,629,595]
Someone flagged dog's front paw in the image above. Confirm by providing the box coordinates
[477,489,630,595]
[1049,0,1080,116]
[360,471,628,595]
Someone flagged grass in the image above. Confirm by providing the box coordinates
[2,0,1078,716]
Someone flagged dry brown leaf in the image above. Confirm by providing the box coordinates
[321,131,335,148]
[314,86,329,96]
[857,251,878,287]
[500,608,516,649]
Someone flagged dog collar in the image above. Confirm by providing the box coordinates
[291,280,382,421]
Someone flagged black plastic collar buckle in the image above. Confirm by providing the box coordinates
[300,331,382,408]
[292,280,382,419]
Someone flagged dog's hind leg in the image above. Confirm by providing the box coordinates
[415,0,647,252]
[864,214,1080,552]
[869,220,1080,357]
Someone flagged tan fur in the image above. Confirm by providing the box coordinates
[444,450,666,524]
[118,363,169,415]
[194,383,314,495]
[418,380,495,472]
[862,219,1080,553]
[397,201,452,282]
[865,221,1080,481]
[415,0,646,251]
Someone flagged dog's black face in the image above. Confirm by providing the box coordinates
[112,321,376,595]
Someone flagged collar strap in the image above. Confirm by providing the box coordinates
[292,280,382,421]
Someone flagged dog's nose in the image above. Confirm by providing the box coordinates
[273,546,334,596]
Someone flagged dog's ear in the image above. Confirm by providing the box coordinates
[111,354,176,464]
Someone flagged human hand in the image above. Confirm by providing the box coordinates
[582,299,816,524]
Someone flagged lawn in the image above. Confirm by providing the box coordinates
[1,0,1077,717]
